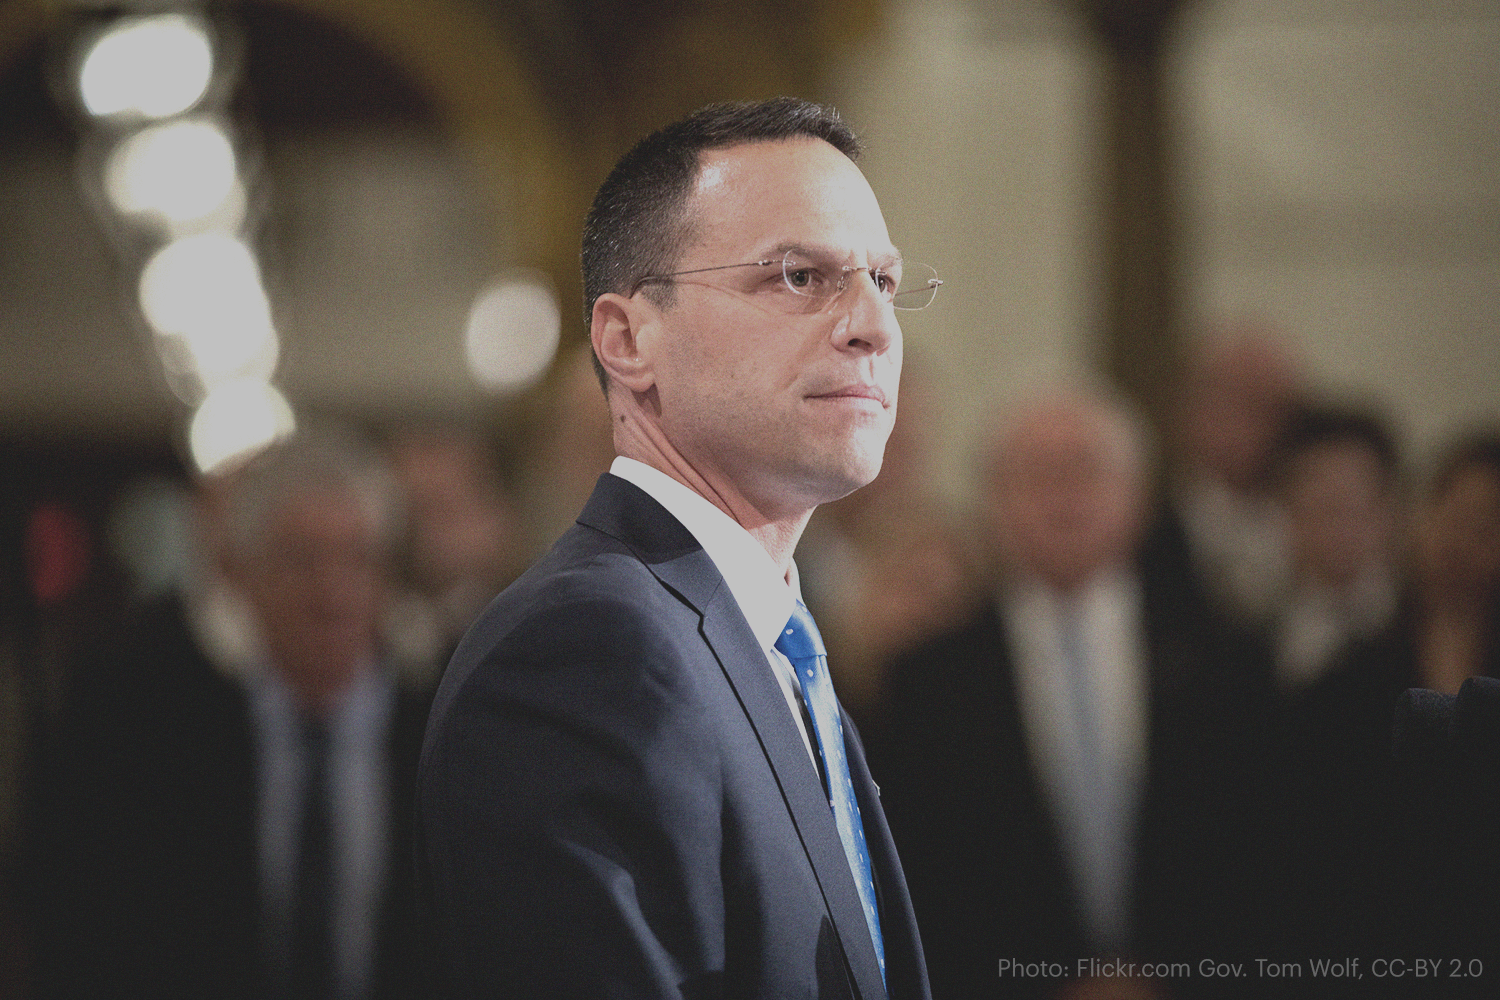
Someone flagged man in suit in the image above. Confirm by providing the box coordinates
[417,98,934,999]
[1139,329,1303,642]
[875,393,1278,999]
[26,431,430,1000]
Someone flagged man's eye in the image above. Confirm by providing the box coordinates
[786,267,821,291]
[874,269,896,294]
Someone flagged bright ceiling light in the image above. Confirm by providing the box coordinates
[188,377,296,475]
[104,119,243,231]
[139,233,279,385]
[79,14,214,120]
[464,271,561,393]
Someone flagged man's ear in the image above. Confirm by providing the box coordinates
[591,292,657,394]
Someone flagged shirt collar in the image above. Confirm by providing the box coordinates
[248,659,391,737]
[609,456,797,651]
[999,566,1137,630]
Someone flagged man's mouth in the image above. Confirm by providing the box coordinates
[809,383,888,406]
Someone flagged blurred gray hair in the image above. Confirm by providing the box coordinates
[984,385,1156,485]
[219,426,404,560]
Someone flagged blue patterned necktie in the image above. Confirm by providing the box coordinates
[776,600,886,985]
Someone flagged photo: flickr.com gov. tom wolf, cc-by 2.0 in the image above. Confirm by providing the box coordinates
[998,956,1488,984]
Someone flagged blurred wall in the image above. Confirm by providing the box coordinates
[1171,0,1500,461]
[0,0,1494,479]
[833,0,1497,503]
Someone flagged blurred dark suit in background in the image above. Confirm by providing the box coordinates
[875,393,1280,1000]
[22,431,431,1000]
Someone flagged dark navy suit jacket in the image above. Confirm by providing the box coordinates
[417,474,929,999]
[26,596,431,1000]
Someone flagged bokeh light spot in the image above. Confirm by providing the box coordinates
[79,14,214,119]
[464,271,561,393]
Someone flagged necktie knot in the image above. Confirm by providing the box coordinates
[775,600,826,662]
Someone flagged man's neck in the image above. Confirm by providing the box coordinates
[613,419,813,575]
[274,657,370,720]
[745,518,807,579]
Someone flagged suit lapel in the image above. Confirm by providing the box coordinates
[697,587,889,1000]
[579,475,889,1000]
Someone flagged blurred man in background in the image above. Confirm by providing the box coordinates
[1270,406,1402,692]
[877,391,1277,999]
[383,424,522,688]
[25,430,430,1000]
[1142,328,1304,642]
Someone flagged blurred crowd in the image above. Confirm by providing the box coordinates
[847,330,1500,999]
[0,329,1497,999]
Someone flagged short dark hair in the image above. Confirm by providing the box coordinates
[580,97,862,393]
[1428,431,1500,500]
[1272,404,1401,487]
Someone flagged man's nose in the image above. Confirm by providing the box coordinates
[830,270,900,355]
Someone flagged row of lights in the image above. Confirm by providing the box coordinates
[71,9,563,474]
[75,10,293,474]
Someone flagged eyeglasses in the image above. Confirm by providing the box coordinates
[631,248,942,313]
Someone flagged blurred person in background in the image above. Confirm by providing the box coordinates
[23,429,430,1000]
[383,424,523,688]
[876,391,1278,1000]
[1141,326,1304,643]
[1270,406,1403,693]
[1402,433,1500,692]
[2,479,135,996]
[1283,431,1500,969]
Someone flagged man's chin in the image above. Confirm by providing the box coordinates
[804,451,886,507]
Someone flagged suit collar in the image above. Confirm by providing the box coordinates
[607,458,796,652]
[577,474,890,999]
[577,473,722,610]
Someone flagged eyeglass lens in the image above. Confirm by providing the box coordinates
[779,251,939,311]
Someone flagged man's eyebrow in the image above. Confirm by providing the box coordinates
[763,241,905,267]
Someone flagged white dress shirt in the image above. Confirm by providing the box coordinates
[1003,567,1149,953]
[1275,567,1397,689]
[609,456,818,766]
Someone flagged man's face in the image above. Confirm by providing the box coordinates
[1284,441,1394,588]
[1180,338,1298,492]
[642,138,903,518]
[235,487,387,698]
[990,406,1145,592]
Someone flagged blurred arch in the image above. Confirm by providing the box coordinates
[0,0,580,302]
